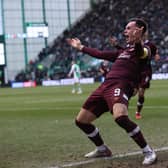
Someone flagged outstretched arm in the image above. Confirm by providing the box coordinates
[67,38,119,62]
[67,38,84,51]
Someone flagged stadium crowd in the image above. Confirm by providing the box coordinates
[15,0,168,84]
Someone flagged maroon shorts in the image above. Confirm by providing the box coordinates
[82,79,133,117]
[139,73,151,89]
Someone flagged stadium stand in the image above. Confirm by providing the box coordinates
[15,0,168,84]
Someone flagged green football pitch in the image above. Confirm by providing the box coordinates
[0,80,168,168]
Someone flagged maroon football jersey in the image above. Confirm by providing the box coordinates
[82,45,141,87]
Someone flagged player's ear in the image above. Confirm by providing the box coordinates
[140,26,144,30]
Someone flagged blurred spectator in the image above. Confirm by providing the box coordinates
[15,0,168,83]
[99,60,111,82]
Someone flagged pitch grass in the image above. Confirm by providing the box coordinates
[0,80,167,168]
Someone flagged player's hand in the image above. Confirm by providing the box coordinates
[67,38,84,50]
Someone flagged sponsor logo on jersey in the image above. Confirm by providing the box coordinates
[118,52,131,59]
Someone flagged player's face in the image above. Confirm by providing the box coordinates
[124,21,137,44]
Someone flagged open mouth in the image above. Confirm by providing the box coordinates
[124,35,129,42]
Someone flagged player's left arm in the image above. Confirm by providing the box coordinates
[140,46,151,59]
[135,42,151,59]
[133,27,151,59]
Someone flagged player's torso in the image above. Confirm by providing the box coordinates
[106,46,140,82]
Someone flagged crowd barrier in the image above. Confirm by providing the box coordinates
[11,74,168,88]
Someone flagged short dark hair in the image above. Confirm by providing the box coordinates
[129,18,148,35]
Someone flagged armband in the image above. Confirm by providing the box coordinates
[140,47,148,59]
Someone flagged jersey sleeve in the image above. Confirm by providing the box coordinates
[82,46,119,62]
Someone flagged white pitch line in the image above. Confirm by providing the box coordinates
[50,146,168,168]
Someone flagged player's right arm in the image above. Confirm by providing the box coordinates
[67,38,119,62]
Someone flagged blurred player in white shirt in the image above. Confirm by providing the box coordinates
[68,61,82,94]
